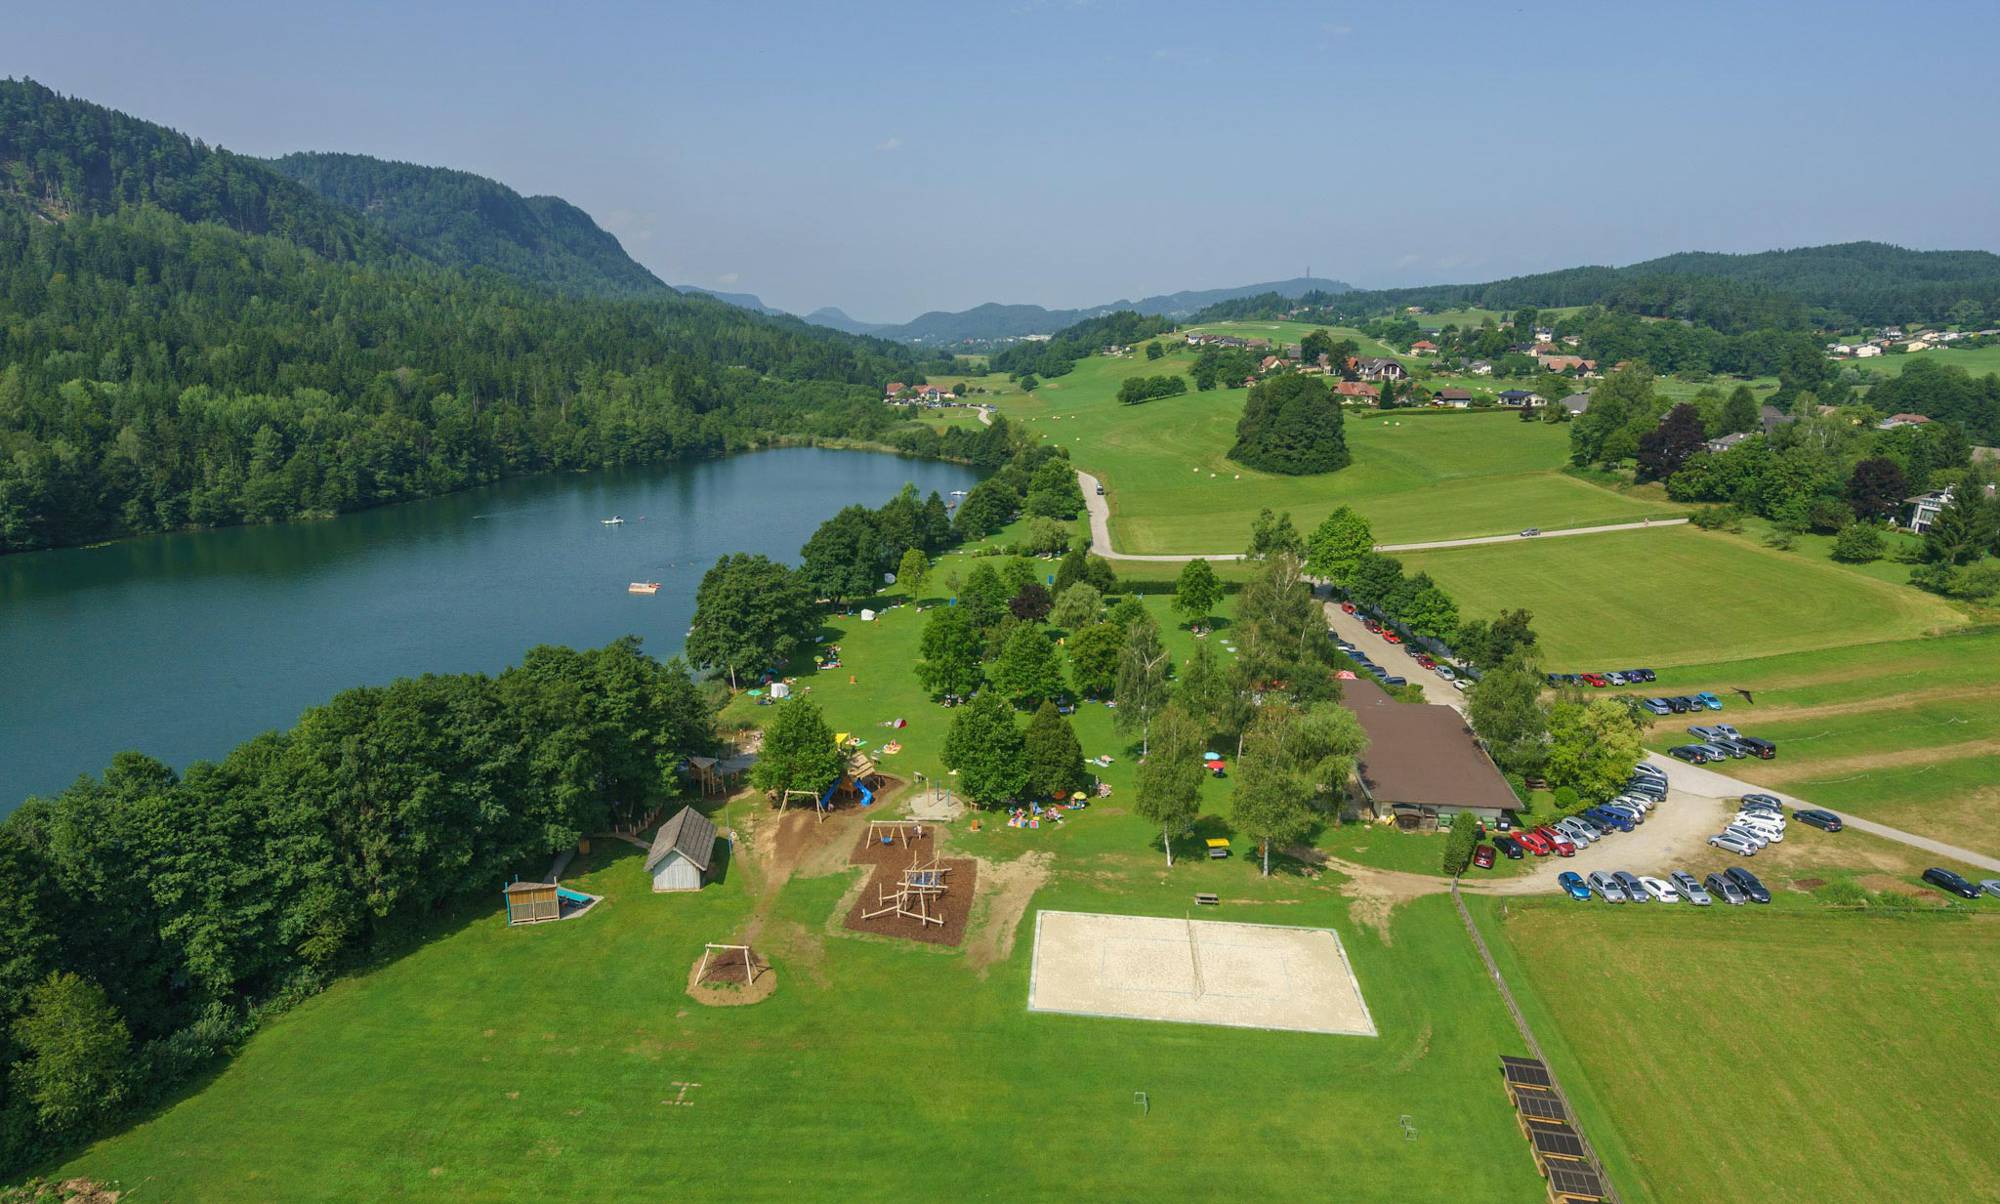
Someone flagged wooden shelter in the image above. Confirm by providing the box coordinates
[689,752,758,797]
[646,806,719,892]
[503,880,561,925]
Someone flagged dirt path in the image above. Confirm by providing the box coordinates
[1379,517,1687,552]
[964,851,1052,973]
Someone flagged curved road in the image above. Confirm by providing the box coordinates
[1076,470,1685,561]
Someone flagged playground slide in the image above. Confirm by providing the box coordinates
[858,781,873,808]
[818,780,874,809]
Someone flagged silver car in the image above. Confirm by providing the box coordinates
[1587,870,1627,903]
[1723,824,1771,851]
[1556,818,1597,846]
[1670,870,1712,905]
[1980,879,2000,899]
[1705,873,1748,903]
[1709,832,1758,856]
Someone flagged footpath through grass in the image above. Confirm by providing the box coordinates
[1479,898,2000,1203]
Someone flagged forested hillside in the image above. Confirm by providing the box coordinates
[267,151,670,296]
[0,79,932,555]
[1203,243,2000,330]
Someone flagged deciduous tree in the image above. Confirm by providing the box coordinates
[1173,558,1221,629]
[687,553,817,689]
[915,605,984,699]
[1305,505,1374,585]
[942,691,1028,807]
[1134,702,1203,865]
[749,697,845,802]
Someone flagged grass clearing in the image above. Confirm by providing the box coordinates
[1482,900,2000,1203]
[1402,526,1964,668]
[1847,343,2000,380]
[999,353,1680,552]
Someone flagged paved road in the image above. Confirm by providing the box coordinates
[1322,600,1463,707]
[1078,470,1685,560]
[1635,752,2000,874]
[1378,517,1688,552]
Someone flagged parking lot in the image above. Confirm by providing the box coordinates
[1321,601,1463,707]
[1471,772,1729,896]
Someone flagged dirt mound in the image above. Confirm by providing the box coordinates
[844,857,977,946]
[686,948,777,1007]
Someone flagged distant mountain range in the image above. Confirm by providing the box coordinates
[686,276,1353,344]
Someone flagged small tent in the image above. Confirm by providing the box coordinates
[645,806,718,892]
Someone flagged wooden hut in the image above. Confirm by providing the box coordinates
[689,753,758,797]
[646,806,718,892]
[504,880,561,925]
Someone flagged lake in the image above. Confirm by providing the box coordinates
[0,449,979,811]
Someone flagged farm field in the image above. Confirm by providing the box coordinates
[1625,627,2000,855]
[1181,318,1401,357]
[1400,526,1966,669]
[1481,901,2000,1204]
[1410,305,1587,329]
[1004,352,1682,552]
[53,568,1550,1201]
[1845,343,2000,380]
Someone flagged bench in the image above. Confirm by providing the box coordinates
[1194,893,1219,906]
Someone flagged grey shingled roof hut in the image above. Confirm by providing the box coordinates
[645,806,718,892]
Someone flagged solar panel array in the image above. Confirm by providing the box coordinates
[1547,1161,1608,1199]
[1497,1057,1609,1202]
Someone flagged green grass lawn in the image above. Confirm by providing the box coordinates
[998,353,1681,553]
[1478,899,2000,1203]
[1401,525,1966,668]
[1182,319,1401,357]
[1847,343,2000,380]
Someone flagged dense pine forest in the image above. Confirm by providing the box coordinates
[0,78,941,555]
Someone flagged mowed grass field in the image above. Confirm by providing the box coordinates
[1181,319,1401,357]
[1002,352,1682,553]
[1847,343,2000,380]
[1481,902,2000,1203]
[1621,627,2000,855]
[1401,526,1965,669]
[53,558,1552,1201]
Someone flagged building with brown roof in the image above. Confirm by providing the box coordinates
[1338,679,1518,828]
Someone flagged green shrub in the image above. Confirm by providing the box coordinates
[1552,785,1580,811]
[1441,815,1480,875]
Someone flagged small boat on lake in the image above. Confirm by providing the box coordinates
[602,515,625,525]
[628,581,661,595]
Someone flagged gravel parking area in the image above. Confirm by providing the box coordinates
[1321,601,1463,707]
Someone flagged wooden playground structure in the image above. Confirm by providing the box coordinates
[860,853,954,929]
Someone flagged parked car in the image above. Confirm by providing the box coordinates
[1491,835,1523,859]
[1708,832,1758,856]
[1705,873,1748,904]
[1415,654,1435,668]
[1520,527,1541,537]
[1631,669,1657,682]
[1667,745,1707,764]
[1513,829,1553,856]
[1721,824,1770,851]
[1731,816,1784,843]
[1587,871,1627,903]
[1632,763,1668,783]
[1795,809,1843,832]
[1922,867,1983,900]
[1452,679,1469,692]
[1622,782,1667,801]
[1741,792,1784,810]
[1582,673,1607,688]
[1688,725,1728,741]
[1340,601,1356,614]
[1612,871,1650,902]
[1557,871,1592,901]
[1637,876,1680,903]
[1586,806,1634,833]
[1556,818,1597,846]
[1641,698,1672,715]
[1535,826,1576,856]
[1601,804,1644,826]
[1670,696,1700,712]
[1670,870,1712,905]
[1695,692,1723,710]
[1383,676,1407,687]
[1436,665,1456,680]
[1695,741,1745,760]
[1606,671,1628,686]
[1724,866,1771,903]
[1737,736,1777,759]
[1472,843,1496,869]
[1979,879,2000,900]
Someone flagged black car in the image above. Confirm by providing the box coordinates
[1492,835,1524,859]
[1633,668,1657,682]
[1667,745,1708,764]
[1795,809,1844,832]
[1737,736,1777,759]
[1665,696,1691,713]
[1922,867,1982,899]
[1724,866,1771,903]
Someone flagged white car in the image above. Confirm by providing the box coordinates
[1731,816,1785,842]
[1637,876,1680,903]
[1709,832,1759,856]
[1669,870,1712,905]
[1981,879,2000,899]
[1452,679,1468,692]
[1722,824,1770,851]
[1613,794,1655,814]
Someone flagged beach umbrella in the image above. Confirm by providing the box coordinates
[1072,792,1086,801]
[1204,751,1221,761]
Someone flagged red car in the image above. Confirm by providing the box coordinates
[1581,673,1608,688]
[1340,601,1356,614]
[1363,619,1382,633]
[1415,655,1436,669]
[1383,632,1402,645]
[1534,826,1576,856]
[1513,829,1552,856]
[1472,843,1497,869]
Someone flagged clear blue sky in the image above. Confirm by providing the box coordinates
[11,0,1999,321]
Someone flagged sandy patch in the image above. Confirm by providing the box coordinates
[965,851,1053,973]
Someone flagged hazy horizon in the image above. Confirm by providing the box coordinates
[10,0,1999,321]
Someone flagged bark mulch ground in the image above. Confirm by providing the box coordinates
[849,822,941,868]
[843,855,977,947]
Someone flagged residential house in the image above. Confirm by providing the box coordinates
[1853,344,1883,358]
[913,384,955,402]
[885,382,909,398]
[1531,341,1561,356]
[1900,485,1997,534]
[1356,357,1407,382]
[1410,339,1439,355]
[1496,389,1545,409]
[1433,387,1474,408]
[1759,405,1795,435]
[1338,679,1519,829]
[1260,355,1283,372]
[1877,413,1933,430]
[1704,432,1753,454]
[1537,354,1594,374]
[1557,392,1591,416]
[645,806,718,892]
[1332,380,1379,402]
[1468,360,1495,377]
